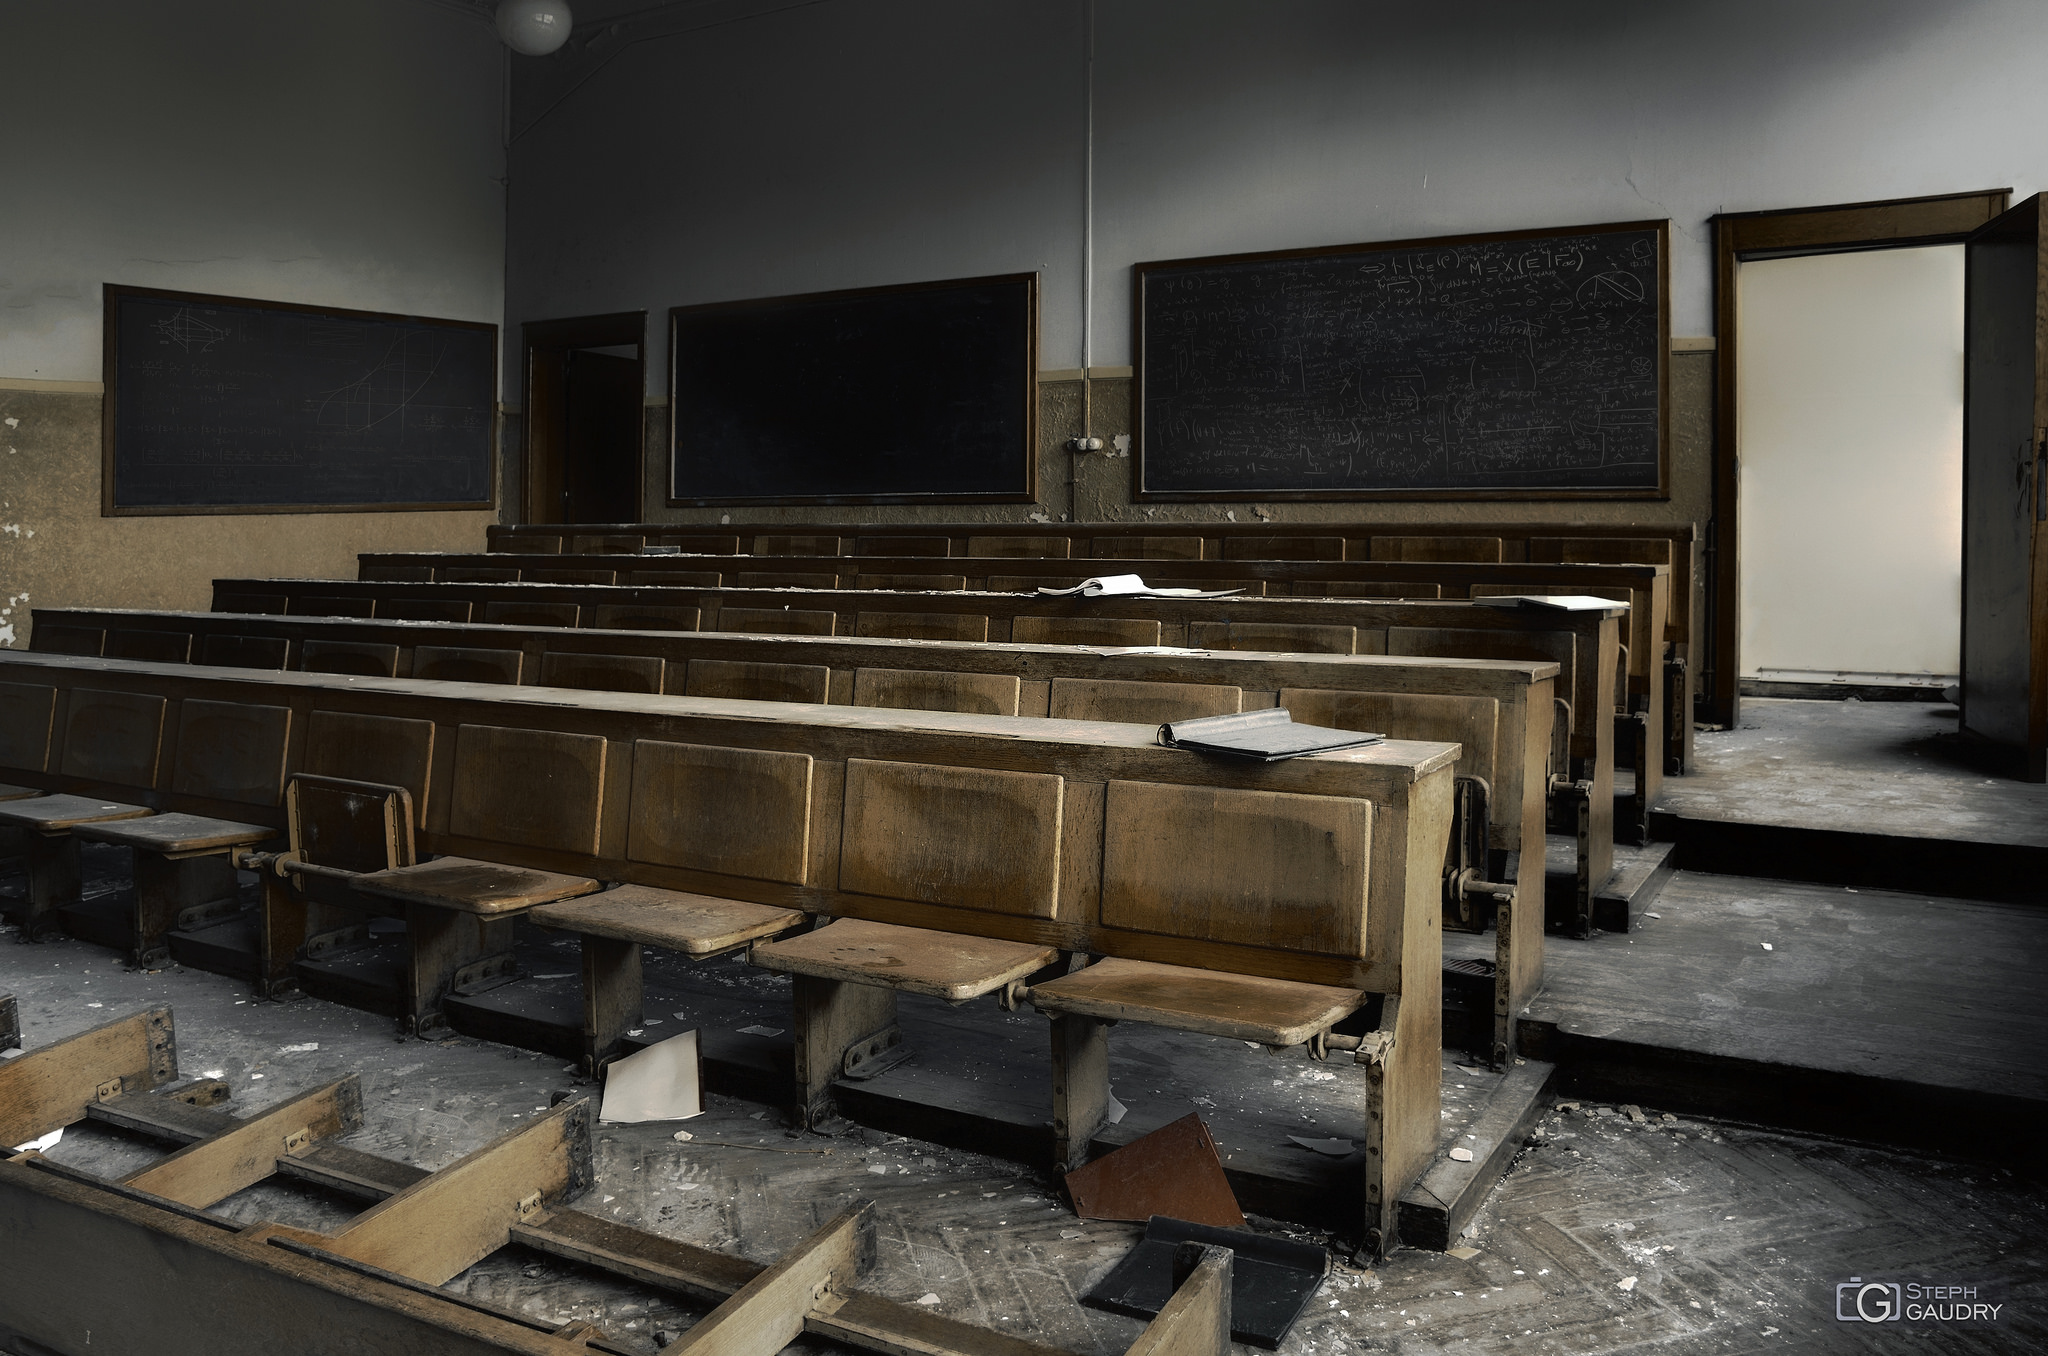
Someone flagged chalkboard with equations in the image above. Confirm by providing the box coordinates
[1134,220,1669,500]
[669,272,1038,506]
[104,285,496,515]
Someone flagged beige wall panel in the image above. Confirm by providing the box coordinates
[839,759,1062,917]
[449,724,606,854]
[1100,780,1370,957]
[628,740,811,884]
[170,699,291,805]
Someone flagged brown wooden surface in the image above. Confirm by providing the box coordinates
[324,1097,592,1286]
[72,811,274,853]
[355,857,601,915]
[0,794,153,831]
[40,600,1557,861]
[482,516,1697,646]
[365,549,1672,661]
[531,885,802,955]
[199,574,1617,779]
[1029,958,1364,1045]
[0,650,1453,993]
[1123,1246,1232,1356]
[752,918,1057,1001]
[662,1204,872,1354]
[629,740,814,884]
[840,759,1065,919]
[122,1076,362,1208]
[1100,781,1370,958]
[0,1007,178,1148]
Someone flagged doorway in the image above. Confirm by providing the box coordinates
[522,312,646,524]
[1735,245,1964,693]
[1707,190,2010,725]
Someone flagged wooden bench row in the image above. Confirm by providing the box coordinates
[364,547,1680,784]
[484,517,1697,764]
[0,651,1453,1252]
[206,574,1628,850]
[482,516,1695,640]
[31,603,1561,1051]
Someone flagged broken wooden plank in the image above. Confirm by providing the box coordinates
[0,1007,178,1148]
[123,1076,362,1208]
[323,1097,593,1286]
[662,1202,874,1355]
[1123,1243,1233,1356]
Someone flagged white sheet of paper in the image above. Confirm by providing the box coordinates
[598,1029,704,1124]
[1472,594,1629,612]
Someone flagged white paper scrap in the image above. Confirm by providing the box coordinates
[12,1127,62,1154]
[599,1029,704,1124]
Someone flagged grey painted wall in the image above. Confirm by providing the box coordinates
[511,0,2044,378]
[0,1,510,640]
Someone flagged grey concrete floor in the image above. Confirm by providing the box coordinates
[1449,870,2048,1103]
[6,914,2045,1354]
[1657,699,2048,847]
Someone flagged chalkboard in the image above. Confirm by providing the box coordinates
[1134,220,1668,500]
[104,285,496,514]
[669,273,1037,505]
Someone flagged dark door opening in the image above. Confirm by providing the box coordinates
[522,312,646,525]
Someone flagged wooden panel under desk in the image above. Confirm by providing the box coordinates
[0,650,1461,993]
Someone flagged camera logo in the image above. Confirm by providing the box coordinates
[1838,1278,1902,1323]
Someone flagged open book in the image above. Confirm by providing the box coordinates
[1157,707,1384,761]
[1471,594,1629,612]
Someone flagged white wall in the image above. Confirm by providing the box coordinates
[1737,246,1965,680]
[508,0,2048,385]
[0,1,511,639]
[0,0,507,380]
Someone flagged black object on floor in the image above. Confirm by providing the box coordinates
[1082,1214,1328,1349]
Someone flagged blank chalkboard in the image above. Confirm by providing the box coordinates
[1134,221,1668,500]
[104,285,496,514]
[668,273,1037,505]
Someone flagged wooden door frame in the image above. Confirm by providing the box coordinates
[520,311,647,524]
[1706,189,2010,726]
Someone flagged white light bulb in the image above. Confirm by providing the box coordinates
[497,0,573,56]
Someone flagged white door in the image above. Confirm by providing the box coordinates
[1737,245,1965,687]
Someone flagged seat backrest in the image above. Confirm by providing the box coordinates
[287,773,416,873]
[851,667,1020,717]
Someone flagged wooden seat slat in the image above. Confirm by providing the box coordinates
[72,813,275,854]
[0,795,153,831]
[1029,957,1364,1046]
[752,918,1058,1001]
[530,885,802,956]
[353,857,601,915]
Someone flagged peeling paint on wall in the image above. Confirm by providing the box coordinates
[0,592,25,649]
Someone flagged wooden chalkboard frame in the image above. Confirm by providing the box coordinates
[101,284,499,517]
[1131,219,1671,503]
[666,271,1039,507]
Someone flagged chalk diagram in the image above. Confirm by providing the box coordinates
[153,308,230,353]
[311,330,453,435]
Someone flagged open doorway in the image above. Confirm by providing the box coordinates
[1707,191,2010,725]
[1735,245,1963,696]
[522,312,646,524]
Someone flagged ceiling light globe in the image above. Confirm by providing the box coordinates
[496,0,573,56]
